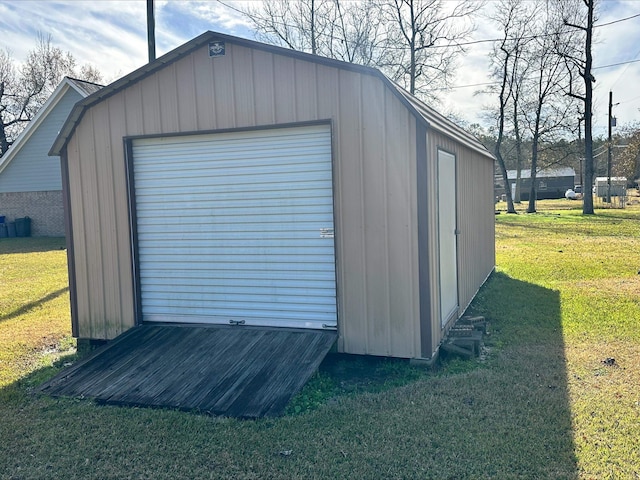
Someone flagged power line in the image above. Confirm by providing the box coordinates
[593,58,640,70]
[595,12,640,28]
[216,0,640,53]
[445,57,640,91]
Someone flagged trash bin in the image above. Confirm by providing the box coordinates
[6,221,16,237]
[15,217,31,237]
[0,223,6,238]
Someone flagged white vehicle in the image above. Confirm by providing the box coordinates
[565,189,577,200]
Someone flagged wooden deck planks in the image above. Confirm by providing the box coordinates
[39,324,336,418]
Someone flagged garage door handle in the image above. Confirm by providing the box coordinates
[320,228,334,238]
[229,320,245,326]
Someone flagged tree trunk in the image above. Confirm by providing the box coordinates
[527,120,541,213]
[409,0,417,95]
[0,118,9,157]
[582,0,595,214]
[513,101,523,203]
[311,0,317,55]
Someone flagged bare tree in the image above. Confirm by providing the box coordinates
[240,0,482,102]
[490,0,522,214]
[241,0,391,67]
[488,0,537,213]
[560,0,597,214]
[521,4,577,213]
[614,123,640,183]
[507,25,531,204]
[0,34,102,157]
[382,0,482,99]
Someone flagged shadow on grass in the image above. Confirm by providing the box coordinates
[0,236,66,254]
[0,271,580,478]
[0,287,69,324]
[458,270,579,477]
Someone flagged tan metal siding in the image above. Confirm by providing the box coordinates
[232,46,255,125]
[273,55,297,123]
[67,134,90,337]
[158,64,180,133]
[176,53,198,132]
[381,89,419,357]
[107,93,135,333]
[142,75,162,133]
[92,102,120,339]
[252,50,276,125]
[124,83,144,137]
[193,47,216,130]
[335,68,366,354]
[361,75,387,351]
[67,43,424,358]
[426,131,495,353]
[295,60,318,119]
[212,46,237,125]
[456,140,496,314]
[77,113,106,338]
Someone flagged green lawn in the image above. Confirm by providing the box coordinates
[1,199,639,479]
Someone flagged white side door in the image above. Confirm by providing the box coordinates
[438,150,458,328]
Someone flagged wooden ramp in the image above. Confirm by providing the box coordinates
[39,324,336,418]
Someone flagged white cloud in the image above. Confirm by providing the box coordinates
[0,0,638,132]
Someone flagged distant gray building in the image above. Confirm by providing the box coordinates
[496,167,576,201]
[0,77,101,236]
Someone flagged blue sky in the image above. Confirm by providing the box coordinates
[1,0,638,137]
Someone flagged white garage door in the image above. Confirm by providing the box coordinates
[131,125,337,330]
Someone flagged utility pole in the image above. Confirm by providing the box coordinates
[607,91,614,203]
[147,0,156,62]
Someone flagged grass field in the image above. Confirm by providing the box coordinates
[1,199,639,479]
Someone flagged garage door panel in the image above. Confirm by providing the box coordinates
[136,188,333,205]
[133,152,331,171]
[140,241,333,255]
[140,282,336,296]
[141,294,338,309]
[138,238,332,249]
[140,190,331,210]
[140,269,334,283]
[136,214,335,227]
[136,204,332,219]
[138,234,332,245]
[135,182,332,198]
[143,313,334,326]
[133,171,332,191]
[132,125,337,330]
[141,277,335,290]
[134,162,331,182]
[142,301,336,317]
[134,133,330,159]
[139,261,335,272]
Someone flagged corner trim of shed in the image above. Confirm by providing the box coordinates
[416,121,433,358]
[59,147,79,337]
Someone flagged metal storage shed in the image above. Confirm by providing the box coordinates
[50,31,494,368]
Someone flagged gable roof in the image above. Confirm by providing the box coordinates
[506,167,576,180]
[0,77,103,175]
[66,77,103,97]
[49,31,493,160]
